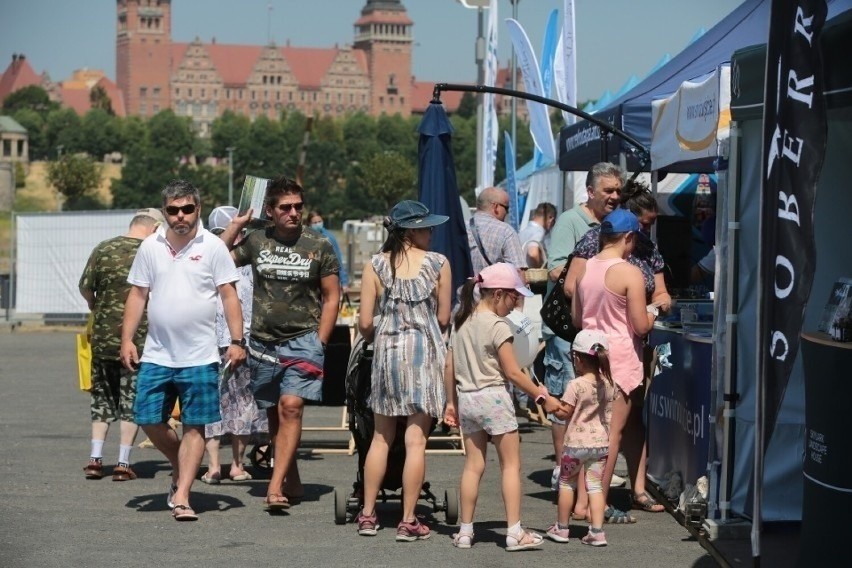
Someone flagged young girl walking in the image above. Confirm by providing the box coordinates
[443,263,564,551]
[545,329,616,547]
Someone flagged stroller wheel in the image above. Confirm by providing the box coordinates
[445,488,459,525]
[334,487,348,525]
[249,443,273,471]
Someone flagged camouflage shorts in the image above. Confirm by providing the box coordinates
[90,359,137,423]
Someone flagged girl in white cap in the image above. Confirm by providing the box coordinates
[443,262,564,551]
[545,329,616,547]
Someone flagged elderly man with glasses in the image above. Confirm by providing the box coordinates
[467,186,526,274]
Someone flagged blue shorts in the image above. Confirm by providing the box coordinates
[249,331,324,408]
[543,335,576,425]
[134,362,220,426]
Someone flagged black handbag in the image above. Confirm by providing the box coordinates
[540,261,579,342]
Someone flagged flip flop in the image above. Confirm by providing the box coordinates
[264,493,290,511]
[229,472,252,482]
[172,504,198,521]
[200,471,221,485]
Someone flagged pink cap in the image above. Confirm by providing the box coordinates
[477,263,533,297]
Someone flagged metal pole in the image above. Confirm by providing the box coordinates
[510,0,519,163]
[475,7,485,190]
[227,146,235,207]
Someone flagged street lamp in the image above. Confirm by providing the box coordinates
[456,0,490,191]
[226,146,235,206]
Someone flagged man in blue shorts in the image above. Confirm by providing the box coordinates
[121,179,245,522]
[221,176,339,512]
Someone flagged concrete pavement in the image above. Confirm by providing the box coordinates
[0,328,718,567]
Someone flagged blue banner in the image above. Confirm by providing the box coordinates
[504,131,519,231]
[534,8,560,169]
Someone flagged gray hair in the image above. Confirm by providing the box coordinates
[585,162,625,190]
[161,179,200,207]
[130,214,159,229]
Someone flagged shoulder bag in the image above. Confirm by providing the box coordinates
[540,261,579,342]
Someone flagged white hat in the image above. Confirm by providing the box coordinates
[208,206,238,232]
[571,329,609,355]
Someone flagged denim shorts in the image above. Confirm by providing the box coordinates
[458,386,519,436]
[134,362,220,426]
[249,331,324,408]
[542,335,576,425]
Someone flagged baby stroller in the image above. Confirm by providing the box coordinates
[333,334,458,525]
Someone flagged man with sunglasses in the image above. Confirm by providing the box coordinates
[467,186,526,274]
[221,176,340,512]
[121,179,245,522]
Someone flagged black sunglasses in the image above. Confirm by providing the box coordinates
[495,202,510,212]
[276,202,305,213]
[165,204,196,216]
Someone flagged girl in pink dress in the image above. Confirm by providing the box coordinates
[571,209,657,508]
[546,329,615,547]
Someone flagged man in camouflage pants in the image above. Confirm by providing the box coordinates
[221,176,339,511]
[78,208,164,481]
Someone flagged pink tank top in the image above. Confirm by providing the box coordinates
[577,257,643,395]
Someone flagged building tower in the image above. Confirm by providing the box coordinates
[116,0,172,117]
[353,0,413,116]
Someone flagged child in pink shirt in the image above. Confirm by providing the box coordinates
[546,329,615,547]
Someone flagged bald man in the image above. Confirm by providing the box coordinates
[466,187,526,274]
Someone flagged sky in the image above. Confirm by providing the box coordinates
[1,0,744,102]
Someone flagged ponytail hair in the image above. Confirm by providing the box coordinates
[573,343,613,385]
[381,216,407,283]
[453,277,480,330]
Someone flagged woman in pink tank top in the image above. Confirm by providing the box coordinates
[571,209,658,509]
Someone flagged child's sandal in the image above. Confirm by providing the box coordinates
[505,529,543,551]
[452,531,474,549]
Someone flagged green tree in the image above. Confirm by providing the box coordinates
[210,110,250,158]
[342,112,379,165]
[118,115,147,155]
[360,151,416,212]
[46,154,103,210]
[10,108,46,159]
[2,85,57,115]
[89,85,114,115]
[79,108,121,159]
[448,114,477,202]
[455,92,477,119]
[239,115,286,180]
[45,108,83,157]
[177,163,229,211]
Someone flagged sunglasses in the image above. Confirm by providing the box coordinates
[165,204,197,216]
[276,202,305,213]
[495,202,510,212]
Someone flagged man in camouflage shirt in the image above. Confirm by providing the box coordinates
[78,208,163,481]
[222,176,339,511]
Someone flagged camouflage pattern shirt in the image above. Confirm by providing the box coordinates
[233,226,339,343]
[78,235,148,360]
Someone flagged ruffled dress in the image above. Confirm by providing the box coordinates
[368,251,447,417]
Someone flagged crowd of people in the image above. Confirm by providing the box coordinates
[79,162,669,549]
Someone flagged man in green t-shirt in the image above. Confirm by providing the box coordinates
[78,208,163,481]
[222,176,339,511]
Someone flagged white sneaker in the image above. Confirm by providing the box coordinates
[610,474,627,488]
[550,466,560,490]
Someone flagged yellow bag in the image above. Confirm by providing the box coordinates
[76,314,94,392]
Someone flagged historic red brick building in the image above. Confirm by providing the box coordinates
[115,0,437,135]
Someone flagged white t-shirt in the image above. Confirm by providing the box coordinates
[451,310,514,392]
[128,226,239,367]
[518,220,548,265]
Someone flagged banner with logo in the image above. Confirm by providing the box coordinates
[554,0,577,125]
[758,0,827,452]
[480,0,499,190]
[506,18,556,164]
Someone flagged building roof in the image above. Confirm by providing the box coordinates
[0,115,28,135]
[410,80,464,114]
[354,12,414,25]
[58,73,126,117]
[172,42,365,91]
[0,55,43,102]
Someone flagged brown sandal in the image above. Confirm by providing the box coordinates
[264,493,291,511]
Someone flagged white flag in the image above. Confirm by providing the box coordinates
[553,0,577,125]
[506,18,556,164]
[480,0,499,189]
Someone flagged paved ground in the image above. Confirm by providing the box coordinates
[0,328,719,568]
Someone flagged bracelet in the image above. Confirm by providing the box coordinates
[230,338,246,347]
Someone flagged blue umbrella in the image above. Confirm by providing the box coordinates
[417,101,473,299]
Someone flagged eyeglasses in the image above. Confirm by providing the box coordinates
[276,202,305,213]
[165,204,196,216]
[494,202,510,212]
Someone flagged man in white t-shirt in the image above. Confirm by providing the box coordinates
[518,202,557,268]
[120,179,244,522]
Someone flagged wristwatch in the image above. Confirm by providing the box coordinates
[230,338,246,348]
[534,388,548,406]
[646,304,660,317]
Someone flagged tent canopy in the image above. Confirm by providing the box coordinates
[559,0,852,173]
